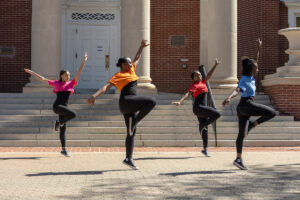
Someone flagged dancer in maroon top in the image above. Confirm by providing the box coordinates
[172,58,221,157]
[24,53,88,157]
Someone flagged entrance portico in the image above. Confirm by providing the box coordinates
[24,0,238,93]
[24,0,157,93]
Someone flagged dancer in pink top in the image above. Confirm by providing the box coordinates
[24,53,88,157]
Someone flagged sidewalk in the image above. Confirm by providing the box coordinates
[0,148,300,200]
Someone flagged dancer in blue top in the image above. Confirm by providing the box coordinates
[222,39,276,170]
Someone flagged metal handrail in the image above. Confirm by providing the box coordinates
[199,65,218,147]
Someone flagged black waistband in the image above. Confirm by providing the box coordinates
[120,81,137,96]
[53,91,71,106]
[240,96,254,102]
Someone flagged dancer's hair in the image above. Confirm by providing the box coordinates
[116,57,132,67]
[59,70,68,82]
[241,57,256,76]
[191,71,202,80]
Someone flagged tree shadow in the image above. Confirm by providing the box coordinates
[54,163,300,200]
[274,163,300,167]
[0,157,42,160]
[134,156,195,161]
[160,170,236,177]
[26,169,130,177]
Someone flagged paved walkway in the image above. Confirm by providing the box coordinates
[0,148,300,200]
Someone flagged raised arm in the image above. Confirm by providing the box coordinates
[132,40,150,66]
[86,82,114,106]
[172,91,192,106]
[24,68,49,84]
[255,38,262,62]
[204,58,221,82]
[222,87,241,107]
[74,52,88,82]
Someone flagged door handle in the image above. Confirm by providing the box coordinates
[105,55,109,70]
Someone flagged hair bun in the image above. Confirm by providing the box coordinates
[242,58,250,66]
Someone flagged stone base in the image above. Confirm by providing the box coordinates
[208,80,238,94]
[136,83,157,94]
[262,70,300,119]
[23,82,52,93]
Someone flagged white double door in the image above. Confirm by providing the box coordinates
[66,25,119,89]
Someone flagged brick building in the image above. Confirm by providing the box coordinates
[0,0,299,117]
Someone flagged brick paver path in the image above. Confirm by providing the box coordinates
[0,147,300,200]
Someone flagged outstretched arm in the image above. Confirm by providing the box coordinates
[74,52,88,82]
[255,38,262,62]
[204,58,221,82]
[132,40,150,66]
[222,87,240,107]
[24,68,49,84]
[86,82,114,106]
[172,91,192,106]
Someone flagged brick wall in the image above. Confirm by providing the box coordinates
[264,85,300,119]
[0,0,290,95]
[0,0,31,93]
[150,0,200,93]
[237,0,289,92]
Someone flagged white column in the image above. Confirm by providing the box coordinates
[121,0,156,94]
[23,0,61,93]
[200,0,238,91]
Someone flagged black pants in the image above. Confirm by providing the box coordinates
[119,95,156,159]
[53,105,77,148]
[193,93,221,148]
[236,97,276,154]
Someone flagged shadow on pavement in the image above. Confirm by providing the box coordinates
[160,170,236,176]
[134,156,195,161]
[26,169,130,177]
[55,163,300,200]
[0,157,42,160]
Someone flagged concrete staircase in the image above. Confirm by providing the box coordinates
[0,92,299,147]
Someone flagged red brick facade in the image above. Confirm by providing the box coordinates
[264,85,300,119]
[0,0,292,95]
[150,0,200,93]
[0,0,32,93]
[237,0,289,91]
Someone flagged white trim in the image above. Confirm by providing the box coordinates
[282,0,300,27]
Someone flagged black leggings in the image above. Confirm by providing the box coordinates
[193,93,221,148]
[53,105,77,148]
[236,97,276,154]
[119,95,156,159]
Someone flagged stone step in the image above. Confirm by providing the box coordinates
[0,114,293,122]
[143,140,300,147]
[0,103,274,111]
[0,93,270,100]
[0,98,271,105]
[0,139,299,147]
[1,126,300,134]
[1,120,299,128]
[1,133,300,141]
[0,109,233,116]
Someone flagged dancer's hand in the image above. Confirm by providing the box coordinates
[141,40,150,48]
[172,101,181,106]
[83,52,88,61]
[257,38,262,47]
[87,95,96,107]
[222,98,230,107]
[215,58,221,66]
[24,68,32,74]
